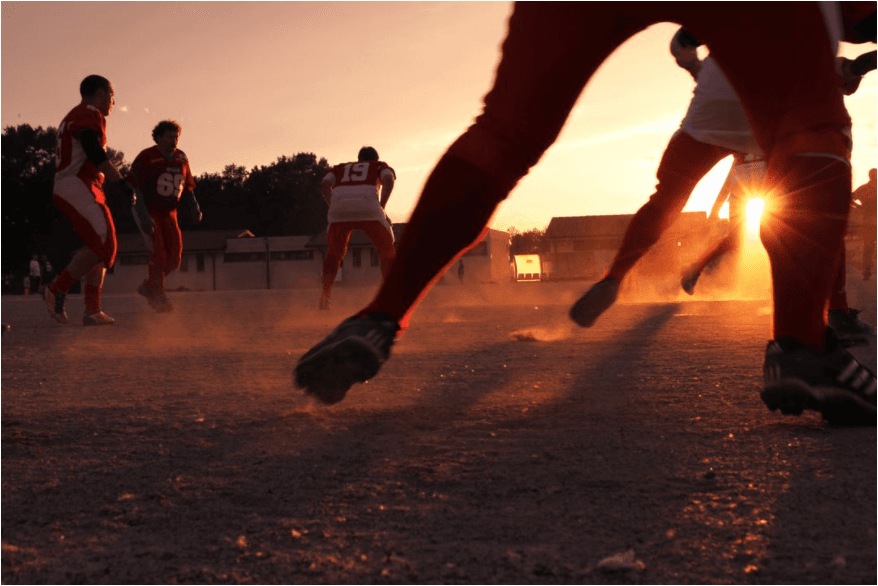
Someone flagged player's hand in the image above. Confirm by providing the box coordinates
[131,195,155,236]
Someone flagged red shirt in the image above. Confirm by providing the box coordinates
[54,104,107,194]
[128,146,196,213]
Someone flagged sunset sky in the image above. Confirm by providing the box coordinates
[3,2,876,232]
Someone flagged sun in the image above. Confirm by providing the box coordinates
[744,198,765,235]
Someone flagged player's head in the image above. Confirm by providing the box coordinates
[870,168,876,184]
[152,120,182,143]
[358,146,379,162]
[80,75,114,116]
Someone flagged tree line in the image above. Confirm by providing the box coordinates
[2,123,331,280]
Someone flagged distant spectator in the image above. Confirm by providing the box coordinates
[23,275,31,296]
[29,255,41,295]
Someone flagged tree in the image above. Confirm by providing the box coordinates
[1,124,134,279]
[509,227,549,256]
[2,124,59,275]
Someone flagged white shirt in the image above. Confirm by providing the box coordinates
[680,57,763,157]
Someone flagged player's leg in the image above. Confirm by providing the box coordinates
[681,196,744,295]
[321,223,353,309]
[359,220,396,281]
[297,3,659,403]
[362,4,653,326]
[827,247,874,346]
[572,132,732,324]
[688,4,875,422]
[864,233,875,280]
[46,180,116,324]
[82,203,117,325]
[158,212,183,311]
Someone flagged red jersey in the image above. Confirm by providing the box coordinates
[127,146,196,213]
[54,104,107,193]
[325,160,395,223]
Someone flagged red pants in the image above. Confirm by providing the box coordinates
[363,2,857,350]
[147,210,182,292]
[322,220,396,296]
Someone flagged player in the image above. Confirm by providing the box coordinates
[318,146,396,310]
[128,120,201,312]
[296,3,876,425]
[569,26,762,327]
[853,169,876,281]
[43,75,153,326]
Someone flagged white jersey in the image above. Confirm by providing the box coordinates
[325,160,395,225]
[680,57,763,157]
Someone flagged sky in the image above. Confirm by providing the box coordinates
[3,2,876,232]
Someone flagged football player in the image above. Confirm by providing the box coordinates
[128,120,201,312]
[296,3,876,425]
[44,74,152,326]
[318,146,395,310]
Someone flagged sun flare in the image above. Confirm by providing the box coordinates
[745,198,765,235]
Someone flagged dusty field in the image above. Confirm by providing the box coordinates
[2,274,875,584]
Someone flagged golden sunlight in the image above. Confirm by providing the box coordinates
[745,198,765,235]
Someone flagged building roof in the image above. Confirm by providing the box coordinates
[116,229,254,254]
[545,212,706,239]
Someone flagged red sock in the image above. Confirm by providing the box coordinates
[760,157,851,352]
[84,284,102,315]
[49,270,77,295]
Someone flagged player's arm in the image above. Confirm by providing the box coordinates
[122,156,155,237]
[180,160,202,223]
[320,173,335,205]
[181,190,202,223]
[80,128,125,183]
[670,27,702,80]
[379,168,395,208]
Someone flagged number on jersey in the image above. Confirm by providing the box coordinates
[340,162,369,183]
[157,172,185,198]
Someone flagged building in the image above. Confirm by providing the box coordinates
[543,212,710,281]
[103,225,511,293]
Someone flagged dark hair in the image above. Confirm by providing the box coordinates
[80,75,111,98]
[358,146,379,162]
[152,120,182,143]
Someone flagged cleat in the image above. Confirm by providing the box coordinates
[83,311,115,326]
[44,288,68,324]
[295,313,400,405]
[680,265,701,296]
[137,281,156,304]
[153,292,174,313]
[138,281,173,312]
[761,330,876,426]
[319,293,331,310]
[569,278,620,327]
[828,308,874,347]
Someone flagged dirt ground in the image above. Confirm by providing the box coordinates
[2,270,875,584]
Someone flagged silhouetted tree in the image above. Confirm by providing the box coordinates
[509,227,549,256]
[2,124,134,279]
